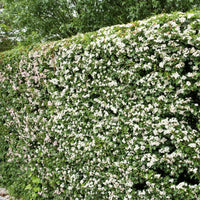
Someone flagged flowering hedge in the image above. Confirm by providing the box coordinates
[0,11,200,200]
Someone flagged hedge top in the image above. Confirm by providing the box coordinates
[0,11,200,200]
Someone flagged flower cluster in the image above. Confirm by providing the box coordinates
[0,11,200,200]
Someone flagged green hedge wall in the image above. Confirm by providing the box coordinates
[0,11,200,200]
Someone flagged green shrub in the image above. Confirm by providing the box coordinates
[0,11,200,200]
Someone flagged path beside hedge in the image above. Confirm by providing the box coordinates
[0,188,20,200]
[0,188,10,200]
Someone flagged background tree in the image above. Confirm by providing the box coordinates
[0,1,16,52]
[1,0,129,45]
[1,0,77,45]
[0,0,200,49]
[127,0,200,22]
[73,0,128,33]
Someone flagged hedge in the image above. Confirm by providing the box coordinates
[0,11,200,200]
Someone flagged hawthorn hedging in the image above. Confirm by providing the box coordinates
[0,11,200,200]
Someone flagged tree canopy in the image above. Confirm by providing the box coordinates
[0,0,200,50]
[0,1,16,51]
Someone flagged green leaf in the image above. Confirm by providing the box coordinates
[25,184,32,190]
[31,176,41,184]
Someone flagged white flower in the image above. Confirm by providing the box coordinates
[175,63,184,69]
[190,47,196,53]
[154,174,161,179]
[60,183,65,188]
[172,72,180,79]
[68,186,73,190]
[140,145,145,150]
[179,17,186,23]
[187,72,196,77]
[107,60,111,66]
[170,104,176,113]
[147,155,158,167]
[108,81,117,87]
[188,143,196,148]
[189,168,198,174]
[192,66,198,71]
[48,101,52,106]
[186,81,191,86]
[192,50,200,57]
[49,78,59,84]
[110,105,117,114]
[187,13,194,18]
[176,182,187,189]
[159,61,165,68]
[158,95,165,101]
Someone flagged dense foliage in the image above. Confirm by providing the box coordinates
[0,11,200,199]
[1,0,200,46]
[0,1,16,52]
